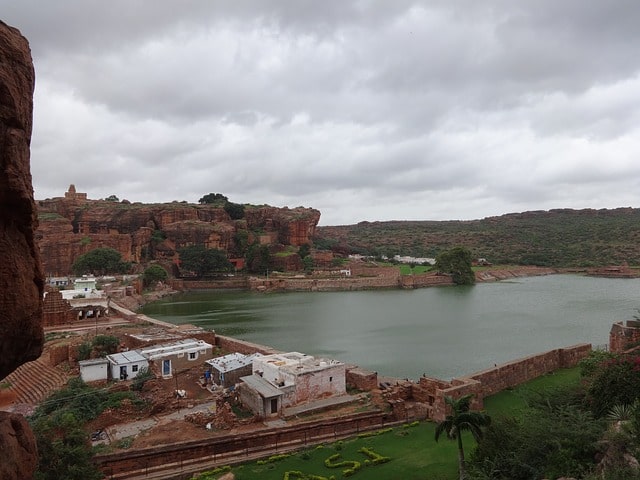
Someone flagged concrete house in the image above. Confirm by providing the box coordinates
[78,358,109,382]
[140,338,213,378]
[239,352,346,417]
[205,352,262,388]
[106,351,149,381]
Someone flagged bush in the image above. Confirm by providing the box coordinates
[77,341,92,361]
[586,354,640,417]
[142,264,168,287]
[92,335,119,356]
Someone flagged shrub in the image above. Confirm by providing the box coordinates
[92,335,119,356]
[77,341,92,361]
[142,264,168,287]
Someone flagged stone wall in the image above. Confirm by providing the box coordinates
[248,274,402,292]
[609,321,640,353]
[216,335,282,356]
[400,273,454,288]
[428,343,591,422]
[346,367,378,391]
[49,344,72,366]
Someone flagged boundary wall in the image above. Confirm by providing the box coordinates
[423,343,591,421]
[95,411,395,479]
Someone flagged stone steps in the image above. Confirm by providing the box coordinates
[3,356,69,406]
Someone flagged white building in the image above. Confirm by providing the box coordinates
[140,338,213,378]
[78,358,109,382]
[106,351,148,381]
[243,352,346,411]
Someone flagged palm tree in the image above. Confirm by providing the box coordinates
[435,394,491,480]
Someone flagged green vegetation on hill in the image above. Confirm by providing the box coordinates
[315,208,640,267]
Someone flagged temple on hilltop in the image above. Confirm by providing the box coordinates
[64,184,88,202]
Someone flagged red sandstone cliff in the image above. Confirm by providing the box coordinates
[0,20,42,480]
[36,187,321,276]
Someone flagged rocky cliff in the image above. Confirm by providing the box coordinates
[0,20,42,480]
[36,187,321,276]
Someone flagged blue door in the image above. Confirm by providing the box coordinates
[163,359,171,376]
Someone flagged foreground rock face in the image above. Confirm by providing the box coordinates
[0,413,38,480]
[0,20,44,380]
[0,20,43,480]
[37,186,322,276]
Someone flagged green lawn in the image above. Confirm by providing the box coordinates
[483,367,581,417]
[201,368,582,480]
[398,265,432,275]
[226,424,459,480]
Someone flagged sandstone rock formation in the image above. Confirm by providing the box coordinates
[0,20,43,480]
[37,186,321,276]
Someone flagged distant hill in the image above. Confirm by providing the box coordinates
[315,208,640,267]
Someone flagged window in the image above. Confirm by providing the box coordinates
[329,376,333,382]
[189,352,196,360]
[132,365,139,373]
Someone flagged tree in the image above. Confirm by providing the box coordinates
[71,247,130,276]
[435,246,476,285]
[435,394,490,480]
[223,201,245,220]
[32,411,103,480]
[298,243,311,258]
[246,244,272,274]
[178,245,233,277]
[104,194,119,202]
[198,193,228,204]
[142,264,168,287]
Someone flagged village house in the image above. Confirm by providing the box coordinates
[205,352,262,388]
[78,358,110,382]
[238,352,346,417]
[140,338,214,378]
[106,351,149,381]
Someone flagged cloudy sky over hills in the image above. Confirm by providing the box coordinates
[3,1,640,225]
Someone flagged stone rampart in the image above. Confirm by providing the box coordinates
[609,320,640,353]
[216,335,282,356]
[429,343,591,421]
[248,274,402,292]
[346,367,378,391]
[400,273,453,288]
[181,277,249,290]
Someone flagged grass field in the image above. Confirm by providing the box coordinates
[200,368,582,480]
[227,423,459,480]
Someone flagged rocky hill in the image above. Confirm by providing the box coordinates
[36,185,321,276]
[315,208,640,268]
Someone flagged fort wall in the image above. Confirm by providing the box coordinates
[427,343,591,421]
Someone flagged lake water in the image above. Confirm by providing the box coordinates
[141,275,640,380]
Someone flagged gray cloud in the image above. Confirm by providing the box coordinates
[3,0,640,225]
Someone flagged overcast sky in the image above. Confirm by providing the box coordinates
[3,1,640,225]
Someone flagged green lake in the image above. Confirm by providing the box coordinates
[141,274,640,380]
